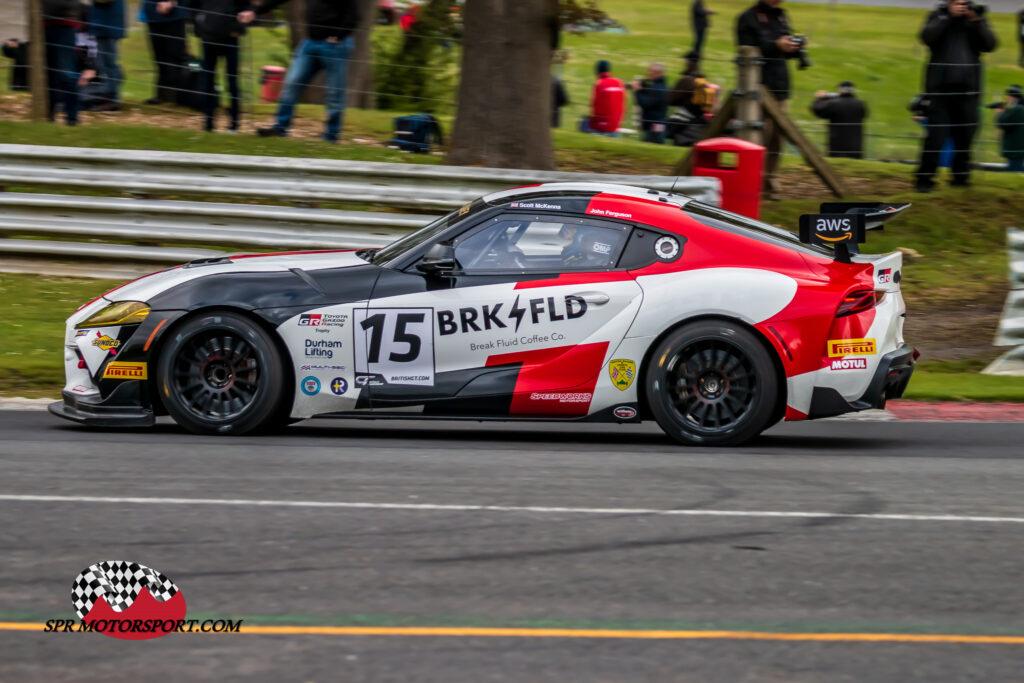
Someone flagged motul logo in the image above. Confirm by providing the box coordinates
[830,358,868,370]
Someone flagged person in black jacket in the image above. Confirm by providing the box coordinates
[736,0,804,192]
[2,39,29,91]
[193,0,247,132]
[552,76,568,128]
[914,0,996,191]
[811,81,867,159]
[42,0,83,125]
[629,62,669,144]
[143,0,190,106]
[691,0,714,58]
[240,0,361,142]
[1017,5,1023,68]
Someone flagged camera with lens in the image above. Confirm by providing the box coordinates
[791,34,812,71]
[940,1,986,16]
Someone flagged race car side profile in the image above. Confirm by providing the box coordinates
[50,183,916,446]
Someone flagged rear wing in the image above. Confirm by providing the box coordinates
[798,202,911,263]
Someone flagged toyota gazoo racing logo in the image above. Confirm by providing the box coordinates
[814,217,855,242]
[68,561,186,640]
[877,268,893,284]
[437,294,587,336]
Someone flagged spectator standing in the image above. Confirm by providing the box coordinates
[667,51,713,146]
[192,0,247,132]
[241,0,361,143]
[42,0,82,125]
[552,76,569,127]
[810,81,867,159]
[143,0,190,105]
[1018,4,1023,68]
[910,93,955,169]
[2,39,29,91]
[736,0,804,194]
[996,84,1024,172]
[914,0,996,192]
[579,59,625,135]
[89,0,125,110]
[630,62,668,144]
[691,0,714,58]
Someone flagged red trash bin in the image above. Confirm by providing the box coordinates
[260,66,287,103]
[692,137,765,219]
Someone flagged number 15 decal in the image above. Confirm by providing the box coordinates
[353,308,434,386]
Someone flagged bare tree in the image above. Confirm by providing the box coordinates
[448,0,558,170]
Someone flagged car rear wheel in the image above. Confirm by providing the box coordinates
[645,321,778,446]
[157,311,286,435]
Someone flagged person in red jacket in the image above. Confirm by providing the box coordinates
[579,59,624,135]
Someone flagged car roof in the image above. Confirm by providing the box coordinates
[482,182,695,209]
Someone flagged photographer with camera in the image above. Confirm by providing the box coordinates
[811,81,867,159]
[992,85,1024,172]
[914,0,996,192]
[736,0,808,194]
[628,62,669,144]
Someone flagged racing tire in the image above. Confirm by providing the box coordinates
[157,311,287,436]
[645,321,778,446]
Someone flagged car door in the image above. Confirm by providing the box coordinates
[359,212,644,417]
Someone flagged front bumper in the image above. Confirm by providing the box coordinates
[808,344,916,419]
[48,381,155,428]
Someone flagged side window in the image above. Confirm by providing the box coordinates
[454,215,628,274]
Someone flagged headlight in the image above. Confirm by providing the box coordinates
[75,301,150,329]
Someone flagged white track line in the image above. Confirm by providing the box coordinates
[1,494,1023,524]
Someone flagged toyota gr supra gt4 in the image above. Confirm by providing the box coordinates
[50,183,916,445]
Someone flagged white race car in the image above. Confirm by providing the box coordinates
[51,183,915,445]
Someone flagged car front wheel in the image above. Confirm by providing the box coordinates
[645,320,778,446]
[157,311,287,435]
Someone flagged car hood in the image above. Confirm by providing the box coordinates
[98,250,368,306]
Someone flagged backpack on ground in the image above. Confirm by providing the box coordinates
[389,114,443,153]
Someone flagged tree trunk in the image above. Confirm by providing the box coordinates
[347,0,377,109]
[448,0,557,170]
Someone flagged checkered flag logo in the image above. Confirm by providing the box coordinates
[71,561,179,619]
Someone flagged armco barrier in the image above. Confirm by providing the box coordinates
[0,192,432,251]
[0,144,721,210]
[984,228,1024,375]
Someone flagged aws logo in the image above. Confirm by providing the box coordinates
[800,213,865,248]
[814,217,854,242]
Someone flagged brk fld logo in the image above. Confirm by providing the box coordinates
[70,561,186,640]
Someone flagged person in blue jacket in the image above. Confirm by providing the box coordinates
[629,62,669,144]
[143,0,189,105]
[89,0,125,110]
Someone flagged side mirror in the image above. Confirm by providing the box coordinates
[417,243,456,275]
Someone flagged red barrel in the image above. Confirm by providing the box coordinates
[692,137,765,219]
[260,66,287,103]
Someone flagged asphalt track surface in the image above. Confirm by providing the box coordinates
[3,411,1024,682]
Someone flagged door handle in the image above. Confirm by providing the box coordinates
[572,291,610,305]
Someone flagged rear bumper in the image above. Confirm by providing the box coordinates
[808,344,916,419]
[48,381,155,428]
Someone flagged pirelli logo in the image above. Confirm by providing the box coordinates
[102,362,148,380]
[827,338,877,358]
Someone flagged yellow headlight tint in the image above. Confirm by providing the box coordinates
[75,301,151,329]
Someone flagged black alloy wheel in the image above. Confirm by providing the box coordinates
[646,321,778,446]
[158,311,287,435]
